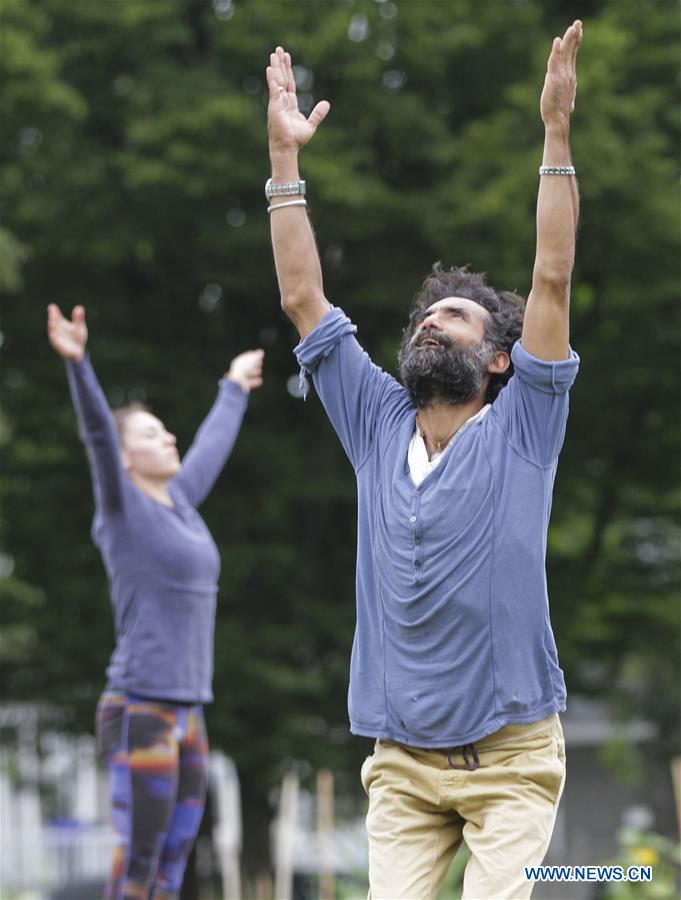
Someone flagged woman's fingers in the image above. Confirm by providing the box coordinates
[230,349,264,382]
[47,305,67,342]
[249,350,265,376]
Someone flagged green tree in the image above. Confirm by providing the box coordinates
[1,0,678,881]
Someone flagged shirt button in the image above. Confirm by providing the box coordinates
[414,536,421,544]
[414,560,421,568]
[409,515,416,523]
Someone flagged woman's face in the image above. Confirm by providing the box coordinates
[120,411,180,480]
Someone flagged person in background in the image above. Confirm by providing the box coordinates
[48,303,263,899]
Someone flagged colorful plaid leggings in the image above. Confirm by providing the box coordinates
[96,691,209,900]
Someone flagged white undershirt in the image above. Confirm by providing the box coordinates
[407,404,491,487]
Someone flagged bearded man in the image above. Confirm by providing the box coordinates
[265,20,582,900]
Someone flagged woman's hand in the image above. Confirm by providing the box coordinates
[226,349,265,394]
[47,304,88,362]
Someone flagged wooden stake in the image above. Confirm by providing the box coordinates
[317,769,335,900]
[671,755,681,839]
[274,772,299,900]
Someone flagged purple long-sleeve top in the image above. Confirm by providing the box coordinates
[66,355,248,703]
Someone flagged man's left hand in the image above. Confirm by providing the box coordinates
[540,20,582,130]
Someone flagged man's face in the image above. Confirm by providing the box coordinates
[398,297,495,408]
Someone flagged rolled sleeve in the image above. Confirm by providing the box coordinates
[511,341,580,394]
[491,341,580,466]
[294,307,357,374]
[293,306,408,470]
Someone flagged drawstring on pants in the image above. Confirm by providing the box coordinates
[447,743,480,771]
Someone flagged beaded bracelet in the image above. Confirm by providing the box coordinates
[539,165,576,176]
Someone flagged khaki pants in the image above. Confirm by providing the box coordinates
[361,714,566,900]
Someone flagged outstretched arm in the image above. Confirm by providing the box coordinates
[267,46,331,339]
[47,304,127,513]
[170,349,263,508]
[522,20,582,362]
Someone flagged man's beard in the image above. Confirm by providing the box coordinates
[398,328,494,408]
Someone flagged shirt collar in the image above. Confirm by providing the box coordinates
[414,403,491,454]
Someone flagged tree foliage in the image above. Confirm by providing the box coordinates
[1,0,678,871]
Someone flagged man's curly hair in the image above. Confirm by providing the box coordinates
[403,263,526,403]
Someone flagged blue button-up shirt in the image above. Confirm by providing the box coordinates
[295,307,579,747]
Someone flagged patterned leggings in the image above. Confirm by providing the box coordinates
[96,691,209,900]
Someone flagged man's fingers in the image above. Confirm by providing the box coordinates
[562,21,581,67]
[275,45,287,84]
[548,21,581,75]
[269,47,295,112]
[564,23,580,91]
[547,36,561,72]
[269,50,284,82]
[284,50,296,94]
[267,65,284,102]
[72,305,86,326]
[270,49,286,84]
[308,100,330,131]
[570,21,582,68]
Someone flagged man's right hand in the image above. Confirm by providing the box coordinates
[266,46,330,157]
[47,304,88,361]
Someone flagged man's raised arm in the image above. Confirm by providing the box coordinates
[267,46,331,339]
[522,20,582,362]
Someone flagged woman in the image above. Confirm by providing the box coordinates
[47,303,263,899]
